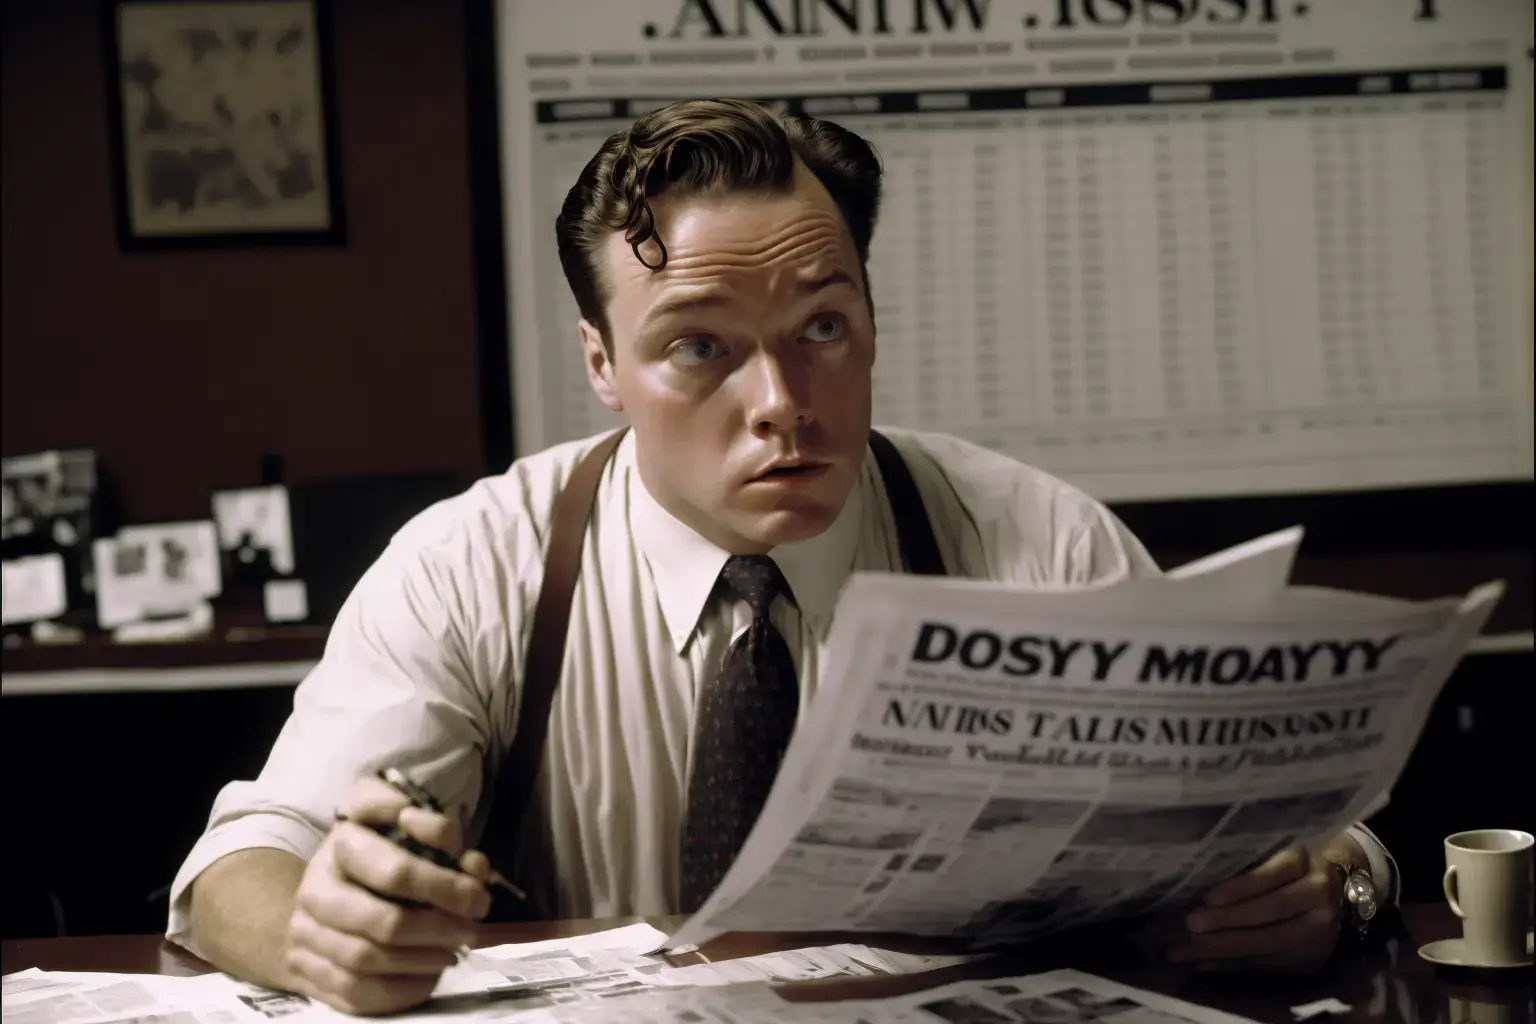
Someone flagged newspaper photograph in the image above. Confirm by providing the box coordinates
[667,532,1503,949]
[880,968,1263,1024]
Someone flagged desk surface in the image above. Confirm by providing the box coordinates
[3,906,1530,1023]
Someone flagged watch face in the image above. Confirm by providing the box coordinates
[1345,871,1379,921]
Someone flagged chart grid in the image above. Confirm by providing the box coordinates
[524,66,1527,499]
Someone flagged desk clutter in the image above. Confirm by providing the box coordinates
[1,448,463,647]
[0,922,1261,1024]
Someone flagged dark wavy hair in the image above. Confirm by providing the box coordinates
[555,98,883,349]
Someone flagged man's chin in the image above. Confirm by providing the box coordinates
[719,466,856,550]
[730,505,840,551]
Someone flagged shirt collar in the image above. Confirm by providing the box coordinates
[627,447,865,653]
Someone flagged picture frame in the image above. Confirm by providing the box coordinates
[2,448,105,612]
[103,0,346,250]
[94,521,222,628]
[211,484,296,582]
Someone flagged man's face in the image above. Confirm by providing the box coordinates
[580,163,875,554]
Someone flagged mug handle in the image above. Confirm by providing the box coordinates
[1443,865,1466,918]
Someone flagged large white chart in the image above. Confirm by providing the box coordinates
[496,0,1533,501]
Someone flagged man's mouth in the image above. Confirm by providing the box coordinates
[751,461,831,482]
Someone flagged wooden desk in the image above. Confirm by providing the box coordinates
[3,906,1530,1023]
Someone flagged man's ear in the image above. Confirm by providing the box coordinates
[580,319,623,412]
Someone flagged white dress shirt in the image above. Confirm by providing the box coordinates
[166,427,1397,956]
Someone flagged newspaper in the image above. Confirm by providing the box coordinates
[456,967,1264,1023]
[648,943,976,988]
[667,531,1503,949]
[0,968,273,1024]
[1,925,974,1024]
[836,967,1264,1024]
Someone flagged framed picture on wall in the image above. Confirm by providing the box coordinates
[104,0,345,249]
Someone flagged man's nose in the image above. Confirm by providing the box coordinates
[745,349,813,436]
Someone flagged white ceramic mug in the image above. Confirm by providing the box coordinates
[1443,829,1534,966]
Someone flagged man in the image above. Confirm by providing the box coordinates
[173,99,1397,1015]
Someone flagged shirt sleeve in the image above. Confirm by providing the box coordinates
[1344,824,1401,905]
[164,537,509,959]
[1343,789,1401,905]
[890,428,1162,587]
[1067,501,1163,584]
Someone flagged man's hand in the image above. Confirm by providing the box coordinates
[1158,835,1364,974]
[281,775,493,1016]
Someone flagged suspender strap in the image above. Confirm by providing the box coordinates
[866,430,947,576]
[486,427,946,911]
[482,427,627,888]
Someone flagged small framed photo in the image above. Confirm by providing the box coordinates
[104,0,345,250]
[2,449,98,547]
[2,449,104,610]
[1,554,70,627]
[94,521,222,628]
[212,484,295,581]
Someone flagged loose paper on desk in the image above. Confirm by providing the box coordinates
[473,966,1265,1024]
[1,924,980,1024]
[0,967,271,1024]
[828,967,1264,1024]
[667,528,1503,949]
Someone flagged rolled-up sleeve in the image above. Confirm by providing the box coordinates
[165,537,504,958]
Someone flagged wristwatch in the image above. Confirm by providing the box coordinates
[1341,866,1380,936]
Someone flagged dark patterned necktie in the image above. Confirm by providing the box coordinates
[679,555,800,913]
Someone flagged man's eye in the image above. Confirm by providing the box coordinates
[670,336,722,366]
[804,315,846,343]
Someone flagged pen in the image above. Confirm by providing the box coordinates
[334,813,527,902]
[332,767,527,899]
[373,767,527,901]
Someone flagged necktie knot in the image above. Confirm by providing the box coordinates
[719,555,789,619]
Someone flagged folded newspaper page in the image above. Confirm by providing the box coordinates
[475,966,1265,1023]
[667,531,1503,949]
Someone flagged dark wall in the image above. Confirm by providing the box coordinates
[1,0,487,523]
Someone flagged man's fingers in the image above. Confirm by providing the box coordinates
[338,775,416,826]
[1170,905,1337,963]
[458,849,493,884]
[1164,850,1347,972]
[298,865,478,951]
[284,944,439,1017]
[1200,845,1310,908]
[289,908,459,977]
[331,822,490,921]
[1187,868,1332,933]
[397,805,465,860]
